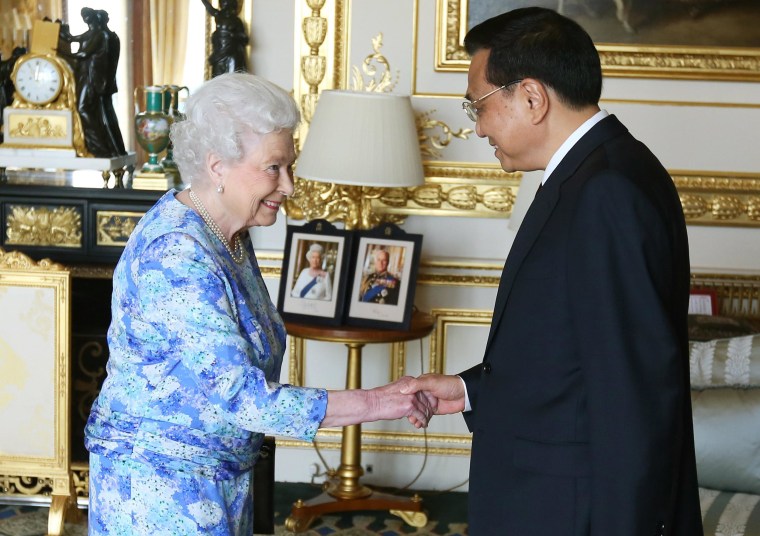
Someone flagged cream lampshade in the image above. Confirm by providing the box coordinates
[296,90,425,188]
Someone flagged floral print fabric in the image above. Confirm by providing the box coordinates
[85,190,327,534]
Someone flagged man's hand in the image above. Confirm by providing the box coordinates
[322,376,435,429]
[400,373,466,427]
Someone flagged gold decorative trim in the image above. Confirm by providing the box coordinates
[419,272,500,287]
[673,170,760,227]
[276,440,471,456]
[96,211,143,246]
[435,0,760,81]
[72,462,89,498]
[5,205,82,248]
[372,161,521,219]
[0,474,55,496]
[0,249,74,531]
[691,273,760,319]
[277,428,472,456]
[349,33,398,93]
[390,342,406,382]
[68,264,114,280]
[0,247,65,271]
[417,111,473,159]
[371,167,760,226]
[430,308,492,374]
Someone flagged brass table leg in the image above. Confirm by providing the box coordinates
[285,342,426,532]
[324,342,371,500]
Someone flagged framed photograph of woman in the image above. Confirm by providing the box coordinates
[277,220,352,326]
[346,223,423,330]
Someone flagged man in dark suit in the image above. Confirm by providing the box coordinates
[359,249,400,305]
[403,7,702,535]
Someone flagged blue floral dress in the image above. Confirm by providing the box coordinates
[85,190,327,535]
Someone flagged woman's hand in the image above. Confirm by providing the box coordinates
[321,376,434,429]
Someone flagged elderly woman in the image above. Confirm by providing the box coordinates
[84,73,431,535]
[291,243,332,300]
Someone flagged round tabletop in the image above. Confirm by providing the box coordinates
[285,310,434,345]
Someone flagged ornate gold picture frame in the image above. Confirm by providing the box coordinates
[436,0,760,81]
[0,248,75,535]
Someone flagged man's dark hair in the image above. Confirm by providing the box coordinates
[464,7,602,109]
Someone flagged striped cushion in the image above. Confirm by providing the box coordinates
[690,334,760,389]
[700,487,760,536]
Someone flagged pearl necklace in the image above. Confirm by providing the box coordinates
[188,188,244,264]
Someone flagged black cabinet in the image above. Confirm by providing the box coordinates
[1,181,163,264]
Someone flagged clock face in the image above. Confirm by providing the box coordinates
[14,56,64,105]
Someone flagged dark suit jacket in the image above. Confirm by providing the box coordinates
[460,115,702,536]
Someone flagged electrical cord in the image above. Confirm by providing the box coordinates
[305,310,470,493]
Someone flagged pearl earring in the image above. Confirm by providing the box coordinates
[217,184,224,194]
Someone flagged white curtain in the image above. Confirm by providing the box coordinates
[149,0,188,85]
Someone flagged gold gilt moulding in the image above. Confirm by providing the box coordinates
[5,205,82,248]
[436,0,760,81]
[673,170,760,227]
[366,167,760,226]
[96,211,144,247]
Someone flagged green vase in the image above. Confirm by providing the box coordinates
[134,86,172,173]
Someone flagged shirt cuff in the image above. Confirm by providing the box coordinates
[458,375,472,413]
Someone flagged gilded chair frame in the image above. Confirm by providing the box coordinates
[0,248,74,536]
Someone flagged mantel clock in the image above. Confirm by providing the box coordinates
[1,20,89,156]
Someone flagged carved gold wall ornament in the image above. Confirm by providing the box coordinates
[349,33,399,93]
[436,0,760,81]
[370,161,520,219]
[96,211,143,246]
[417,109,473,159]
[672,170,760,227]
[0,247,65,271]
[5,205,82,248]
[297,0,331,126]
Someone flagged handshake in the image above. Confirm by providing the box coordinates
[322,374,468,430]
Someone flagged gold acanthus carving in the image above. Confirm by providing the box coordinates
[96,213,140,246]
[350,33,398,93]
[417,109,473,159]
[6,205,82,247]
[0,246,65,271]
[444,0,468,62]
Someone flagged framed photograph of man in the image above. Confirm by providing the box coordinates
[346,223,422,330]
[277,220,352,326]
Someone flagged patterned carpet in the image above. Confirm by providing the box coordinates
[0,483,468,536]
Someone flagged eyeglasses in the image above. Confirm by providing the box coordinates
[462,79,523,122]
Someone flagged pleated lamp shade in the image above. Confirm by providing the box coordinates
[296,90,425,188]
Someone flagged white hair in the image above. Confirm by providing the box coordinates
[170,73,300,186]
[306,243,324,261]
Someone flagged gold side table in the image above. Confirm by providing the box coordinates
[284,310,434,533]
